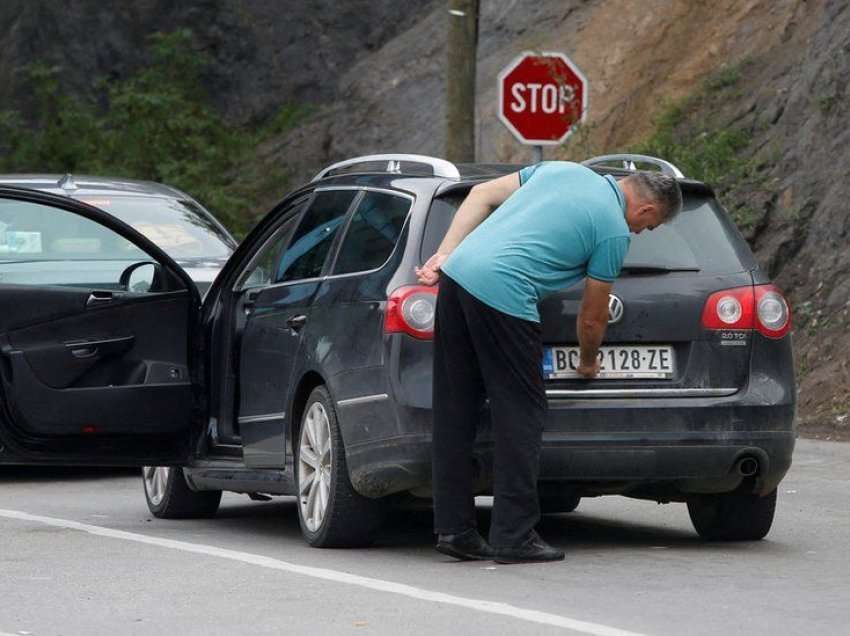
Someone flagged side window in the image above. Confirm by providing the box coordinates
[276,189,357,283]
[0,198,149,288]
[236,204,306,291]
[332,191,411,275]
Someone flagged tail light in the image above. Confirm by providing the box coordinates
[754,285,792,338]
[385,285,438,339]
[701,284,791,338]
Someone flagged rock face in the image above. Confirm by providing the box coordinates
[0,0,434,123]
[1,0,849,435]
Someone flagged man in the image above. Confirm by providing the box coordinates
[416,161,683,564]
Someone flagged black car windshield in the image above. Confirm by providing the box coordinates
[424,192,749,275]
[76,196,234,260]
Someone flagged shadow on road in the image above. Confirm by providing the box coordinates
[210,498,718,552]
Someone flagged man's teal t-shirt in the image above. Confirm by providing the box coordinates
[441,161,631,323]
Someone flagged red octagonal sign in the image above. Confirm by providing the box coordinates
[498,51,588,146]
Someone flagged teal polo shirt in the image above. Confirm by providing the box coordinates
[441,161,631,323]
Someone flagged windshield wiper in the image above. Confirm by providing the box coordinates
[620,264,701,274]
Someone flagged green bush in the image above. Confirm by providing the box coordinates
[632,65,761,230]
[0,30,304,236]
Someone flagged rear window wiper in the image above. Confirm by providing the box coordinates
[620,264,701,274]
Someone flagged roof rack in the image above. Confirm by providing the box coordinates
[581,154,685,178]
[311,154,461,182]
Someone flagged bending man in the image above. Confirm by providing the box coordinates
[416,161,682,564]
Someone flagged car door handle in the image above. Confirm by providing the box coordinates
[65,335,135,359]
[286,315,307,331]
[86,290,123,307]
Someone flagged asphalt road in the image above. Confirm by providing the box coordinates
[0,439,847,636]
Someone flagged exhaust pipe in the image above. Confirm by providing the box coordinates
[735,456,759,477]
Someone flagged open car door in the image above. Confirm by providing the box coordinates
[0,187,202,466]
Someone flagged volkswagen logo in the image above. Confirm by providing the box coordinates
[608,294,624,324]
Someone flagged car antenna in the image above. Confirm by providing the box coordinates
[57,174,78,192]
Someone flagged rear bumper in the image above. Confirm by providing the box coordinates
[340,332,796,498]
[342,400,795,499]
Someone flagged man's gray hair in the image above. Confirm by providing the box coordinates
[628,171,683,221]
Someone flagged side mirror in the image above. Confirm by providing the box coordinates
[120,261,164,293]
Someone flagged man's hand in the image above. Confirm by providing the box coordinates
[576,359,601,379]
[416,252,449,286]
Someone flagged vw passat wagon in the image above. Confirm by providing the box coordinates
[0,154,795,547]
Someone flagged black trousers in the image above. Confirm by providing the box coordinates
[432,275,547,548]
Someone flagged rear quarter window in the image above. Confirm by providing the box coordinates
[332,191,411,275]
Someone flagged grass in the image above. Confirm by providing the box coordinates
[630,63,767,230]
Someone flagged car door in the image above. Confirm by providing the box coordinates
[237,188,361,468]
[0,187,200,466]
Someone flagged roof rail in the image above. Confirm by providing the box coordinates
[311,154,461,182]
[581,154,685,179]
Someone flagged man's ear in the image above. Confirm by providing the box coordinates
[639,202,659,218]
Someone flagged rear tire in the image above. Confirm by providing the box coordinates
[296,386,386,547]
[142,466,222,519]
[540,493,581,514]
[687,488,777,541]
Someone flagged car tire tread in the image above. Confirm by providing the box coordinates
[143,467,222,519]
[687,488,777,541]
[297,386,386,548]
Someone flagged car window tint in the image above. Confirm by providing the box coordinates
[276,190,357,283]
[421,193,464,263]
[333,191,411,275]
[237,211,302,290]
[0,198,150,288]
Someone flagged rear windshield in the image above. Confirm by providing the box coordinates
[622,197,748,273]
[422,192,750,274]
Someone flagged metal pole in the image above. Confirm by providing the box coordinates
[446,0,480,163]
[532,145,543,163]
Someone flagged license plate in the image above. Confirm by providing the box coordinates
[543,345,675,379]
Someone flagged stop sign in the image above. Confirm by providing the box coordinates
[498,51,588,145]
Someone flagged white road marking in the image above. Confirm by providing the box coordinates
[0,508,647,636]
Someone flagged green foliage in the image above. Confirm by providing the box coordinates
[632,64,762,230]
[0,64,100,172]
[703,65,741,91]
[816,93,838,114]
[0,30,305,236]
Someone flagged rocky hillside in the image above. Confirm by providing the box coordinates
[1,0,848,437]
[0,0,434,123]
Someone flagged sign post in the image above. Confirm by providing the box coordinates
[497,51,588,162]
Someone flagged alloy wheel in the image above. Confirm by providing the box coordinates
[143,466,171,506]
[298,402,333,533]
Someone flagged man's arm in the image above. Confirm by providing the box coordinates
[415,172,521,285]
[576,277,612,378]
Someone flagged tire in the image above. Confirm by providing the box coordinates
[296,386,386,548]
[540,493,581,514]
[687,488,777,541]
[142,466,222,519]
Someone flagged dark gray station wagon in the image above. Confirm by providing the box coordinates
[0,154,795,548]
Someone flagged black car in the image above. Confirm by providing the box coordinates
[0,154,795,548]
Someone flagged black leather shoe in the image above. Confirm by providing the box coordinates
[494,531,565,564]
[435,528,495,561]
